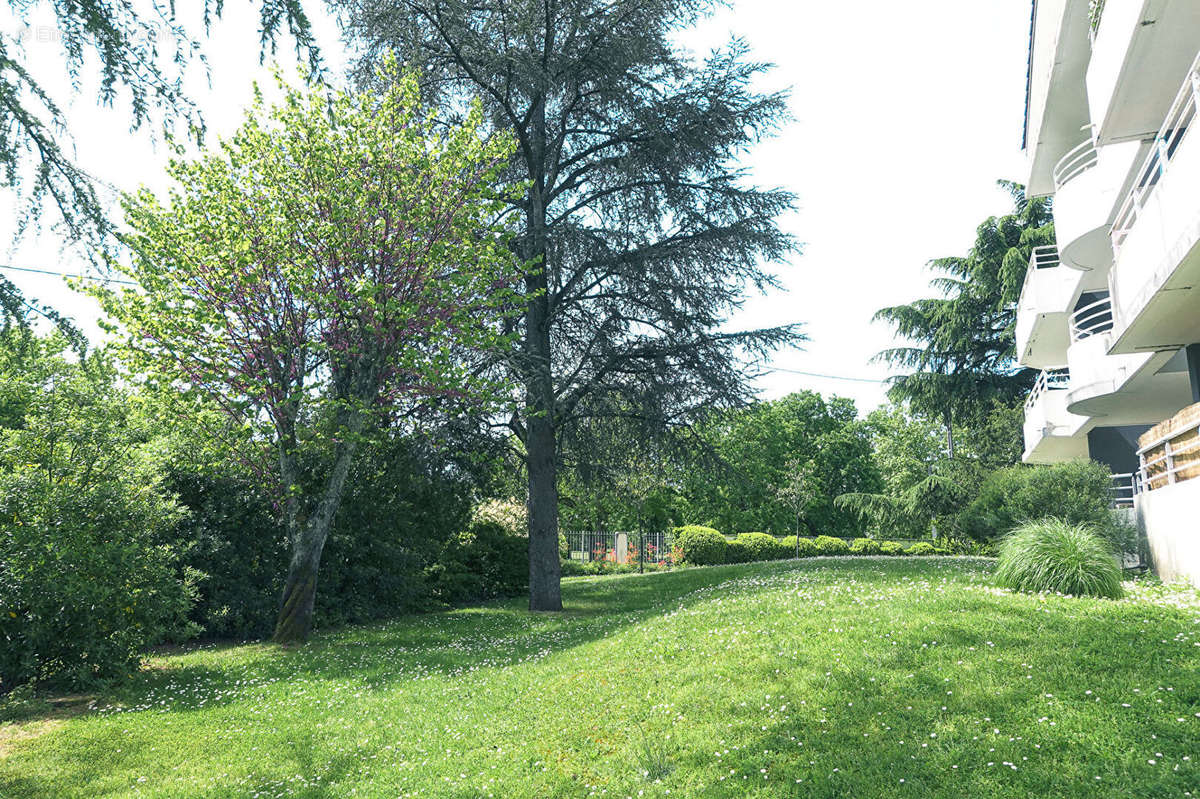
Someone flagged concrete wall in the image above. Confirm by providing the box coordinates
[1088,424,1151,474]
[1135,480,1200,587]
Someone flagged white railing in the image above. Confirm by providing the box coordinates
[1111,51,1200,253]
[1053,135,1099,191]
[1029,244,1061,270]
[1109,472,1138,509]
[1069,295,1114,342]
[1025,368,1071,410]
[1138,416,1200,492]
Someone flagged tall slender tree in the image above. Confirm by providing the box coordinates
[336,0,803,610]
[874,181,1052,456]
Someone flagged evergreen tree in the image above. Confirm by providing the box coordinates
[337,0,803,609]
[873,181,1052,457]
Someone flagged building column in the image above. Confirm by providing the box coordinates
[1187,344,1200,404]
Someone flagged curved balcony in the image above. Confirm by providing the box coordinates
[1015,246,1083,369]
[1023,368,1090,464]
[1053,138,1099,191]
[1068,294,1114,342]
[1053,136,1144,273]
[1066,334,1182,421]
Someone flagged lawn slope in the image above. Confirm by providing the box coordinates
[2,558,1198,798]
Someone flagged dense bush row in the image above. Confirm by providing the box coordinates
[668,525,967,567]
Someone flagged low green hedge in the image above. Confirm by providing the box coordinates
[780,536,817,557]
[849,538,882,555]
[671,525,727,566]
[813,535,850,555]
[735,532,788,562]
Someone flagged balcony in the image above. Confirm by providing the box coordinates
[1023,368,1090,464]
[1108,51,1200,354]
[1087,0,1200,145]
[1068,292,1114,342]
[1026,0,1096,196]
[1052,135,1145,272]
[1066,330,1182,421]
[1015,246,1084,369]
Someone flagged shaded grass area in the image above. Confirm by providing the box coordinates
[1,557,1198,798]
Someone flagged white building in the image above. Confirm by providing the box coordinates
[1020,0,1200,585]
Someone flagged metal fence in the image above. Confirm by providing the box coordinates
[563,530,672,564]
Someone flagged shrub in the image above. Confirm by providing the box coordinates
[879,541,905,555]
[849,538,881,555]
[780,536,818,557]
[995,519,1123,598]
[905,542,936,556]
[736,532,787,562]
[426,521,528,604]
[813,535,850,555]
[0,471,196,689]
[472,498,526,536]
[671,525,727,566]
[961,462,1138,559]
[725,538,753,563]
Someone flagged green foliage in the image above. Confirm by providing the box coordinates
[813,535,850,555]
[874,182,1049,435]
[162,431,475,638]
[735,532,787,562]
[426,522,529,605]
[725,538,753,564]
[683,392,883,537]
[961,461,1133,554]
[0,343,195,689]
[671,526,727,566]
[849,538,882,555]
[879,541,905,555]
[995,519,1124,599]
[905,542,937,556]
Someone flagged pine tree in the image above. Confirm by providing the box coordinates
[337,0,803,610]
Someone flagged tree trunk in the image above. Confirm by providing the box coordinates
[272,416,363,644]
[523,90,563,612]
[526,377,563,611]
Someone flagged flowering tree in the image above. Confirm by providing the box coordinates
[96,61,523,644]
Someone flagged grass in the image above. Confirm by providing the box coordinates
[996,518,1124,598]
[2,557,1199,798]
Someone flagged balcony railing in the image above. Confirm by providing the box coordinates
[1111,51,1200,253]
[1069,294,1114,342]
[1053,134,1099,191]
[1025,368,1071,411]
[1109,472,1138,509]
[1029,244,1061,270]
[1138,413,1200,492]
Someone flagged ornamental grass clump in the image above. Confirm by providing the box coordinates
[995,518,1124,599]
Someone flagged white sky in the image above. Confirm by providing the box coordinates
[0,0,1030,415]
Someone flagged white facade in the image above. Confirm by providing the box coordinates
[1020,0,1200,584]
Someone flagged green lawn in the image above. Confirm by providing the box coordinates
[2,557,1199,798]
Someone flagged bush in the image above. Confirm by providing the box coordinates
[905,542,936,556]
[0,471,196,689]
[735,532,787,562]
[0,347,195,689]
[962,462,1138,558]
[780,536,818,557]
[163,434,473,639]
[812,535,850,555]
[725,538,753,564]
[879,541,905,555]
[426,521,528,604]
[849,538,881,555]
[671,525,727,566]
[995,518,1123,598]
